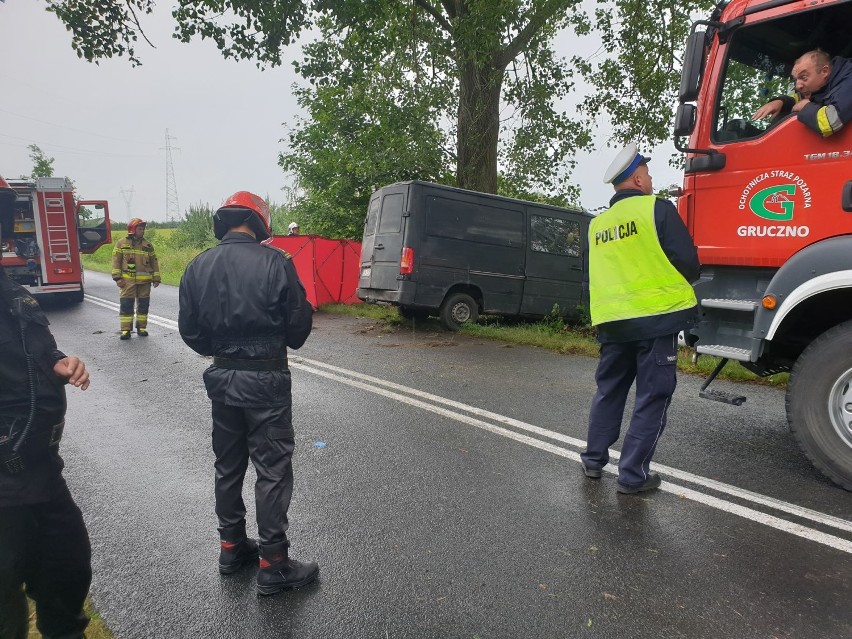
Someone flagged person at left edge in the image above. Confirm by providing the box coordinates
[0,174,93,639]
[112,217,160,340]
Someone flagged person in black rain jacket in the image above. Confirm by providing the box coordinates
[178,191,317,596]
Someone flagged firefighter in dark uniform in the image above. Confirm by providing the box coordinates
[178,191,317,596]
[580,144,700,494]
[0,175,93,639]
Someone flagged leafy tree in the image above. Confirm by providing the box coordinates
[46,0,717,234]
[26,144,55,179]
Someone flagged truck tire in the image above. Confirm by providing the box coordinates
[439,293,478,331]
[787,320,852,490]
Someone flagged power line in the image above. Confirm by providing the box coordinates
[0,107,153,146]
[0,133,156,159]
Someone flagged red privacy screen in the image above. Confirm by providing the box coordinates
[267,235,362,308]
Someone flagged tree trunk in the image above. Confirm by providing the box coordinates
[456,60,503,194]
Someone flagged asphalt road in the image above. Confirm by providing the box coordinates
[40,270,852,638]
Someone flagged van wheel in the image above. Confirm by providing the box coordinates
[399,306,429,321]
[439,293,478,331]
[787,320,852,490]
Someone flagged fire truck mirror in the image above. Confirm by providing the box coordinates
[679,30,706,103]
[674,103,696,137]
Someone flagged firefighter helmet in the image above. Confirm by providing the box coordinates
[213,191,271,241]
[127,218,146,234]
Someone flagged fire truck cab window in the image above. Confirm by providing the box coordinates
[713,37,790,143]
[713,2,852,144]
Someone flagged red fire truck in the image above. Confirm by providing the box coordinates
[675,0,852,488]
[0,177,111,303]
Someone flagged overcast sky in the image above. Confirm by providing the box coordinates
[0,1,683,226]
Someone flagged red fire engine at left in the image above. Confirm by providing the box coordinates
[0,177,111,303]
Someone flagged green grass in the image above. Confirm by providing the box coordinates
[319,302,789,388]
[82,228,204,287]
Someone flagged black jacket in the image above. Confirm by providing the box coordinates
[178,232,314,407]
[0,266,69,506]
[594,191,700,344]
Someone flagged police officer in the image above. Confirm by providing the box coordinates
[0,175,93,638]
[112,217,160,340]
[178,191,317,596]
[580,144,700,494]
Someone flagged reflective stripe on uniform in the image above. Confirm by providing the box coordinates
[816,104,843,137]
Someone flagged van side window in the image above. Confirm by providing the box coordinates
[365,197,380,235]
[378,194,404,234]
[426,196,522,247]
[530,215,581,257]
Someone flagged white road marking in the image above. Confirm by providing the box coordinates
[293,357,852,536]
[83,294,852,554]
[291,360,852,555]
[84,294,179,331]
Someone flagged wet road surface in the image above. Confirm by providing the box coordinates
[40,271,852,638]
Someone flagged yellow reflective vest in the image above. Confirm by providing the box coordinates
[588,195,696,326]
[112,236,161,283]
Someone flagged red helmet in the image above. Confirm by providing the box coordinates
[127,217,146,234]
[213,191,271,241]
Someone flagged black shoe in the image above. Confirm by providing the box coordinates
[256,557,319,596]
[120,331,131,340]
[581,463,602,479]
[137,329,149,337]
[617,472,662,494]
[219,538,259,575]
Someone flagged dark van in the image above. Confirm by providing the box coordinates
[357,181,593,330]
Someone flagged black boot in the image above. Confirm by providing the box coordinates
[256,541,319,596]
[218,523,259,575]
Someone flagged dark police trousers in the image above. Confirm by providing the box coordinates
[581,334,678,488]
[0,483,92,639]
[212,402,295,545]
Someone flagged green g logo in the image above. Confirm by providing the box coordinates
[749,184,796,221]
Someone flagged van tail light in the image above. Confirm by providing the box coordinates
[400,247,414,275]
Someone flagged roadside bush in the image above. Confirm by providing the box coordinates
[168,203,216,250]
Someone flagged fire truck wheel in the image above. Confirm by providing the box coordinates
[439,293,478,331]
[787,320,852,491]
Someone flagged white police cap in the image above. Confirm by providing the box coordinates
[603,143,651,184]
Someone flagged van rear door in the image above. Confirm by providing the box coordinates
[358,186,407,292]
[521,210,585,317]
